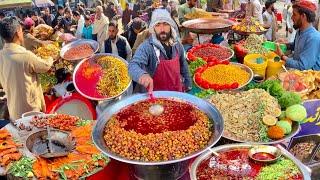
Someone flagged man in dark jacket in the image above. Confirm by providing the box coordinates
[43,7,55,26]
[52,5,64,28]
[103,21,132,61]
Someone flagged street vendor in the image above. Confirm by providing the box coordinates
[276,0,320,70]
[0,17,53,121]
[23,17,50,51]
[128,9,192,92]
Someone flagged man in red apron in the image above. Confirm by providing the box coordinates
[128,9,192,92]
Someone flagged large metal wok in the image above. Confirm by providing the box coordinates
[92,91,224,180]
[182,18,235,34]
[190,144,311,180]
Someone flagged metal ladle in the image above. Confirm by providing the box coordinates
[148,88,164,116]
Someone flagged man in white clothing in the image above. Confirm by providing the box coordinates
[73,11,85,38]
[263,0,277,41]
[246,0,263,23]
[93,6,109,52]
[286,0,297,42]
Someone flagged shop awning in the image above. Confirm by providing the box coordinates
[0,0,32,9]
[32,0,54,7]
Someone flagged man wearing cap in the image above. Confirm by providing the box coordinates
[129,9,191,92]
[277,0,320,70]
[0,17,53,120]
[23,17,49,51]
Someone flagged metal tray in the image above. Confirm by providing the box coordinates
[193,62,253,91]
[92,91,224,166]
[73,53,132,101]
[187,45,234,62]
[60,39,99,61]
[221,121,301,145]
[182,18,235,34]
[189,144,311,180]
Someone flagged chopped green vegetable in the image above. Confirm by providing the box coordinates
[256,158,301,180]
[246,80,301,109]
[39,73,57,92]
[92,153,109,163]
[8,157,35,178]
[188,58,206,75]
[194,89,216,99]
[76,119,92,127]
[53,161,83,180]
[257,102,270,142]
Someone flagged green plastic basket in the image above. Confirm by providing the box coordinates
[262,41,287,53]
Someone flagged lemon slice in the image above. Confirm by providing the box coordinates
[262,115,278,126]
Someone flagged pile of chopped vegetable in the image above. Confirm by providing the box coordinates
[256,158,302,179]
[39,73,57,93]
[8,157,35,178]
[246,80,302,109]
[188,58,206,75]
[194,89,216,99]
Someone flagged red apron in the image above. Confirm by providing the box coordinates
[152,48,184,92]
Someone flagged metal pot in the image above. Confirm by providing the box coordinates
[92,91,224,180]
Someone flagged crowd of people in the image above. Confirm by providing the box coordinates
[0,0,320,123]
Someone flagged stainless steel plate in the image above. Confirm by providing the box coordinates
[60,39,99,61]
[92,91,224,166]
[190,144,311,180]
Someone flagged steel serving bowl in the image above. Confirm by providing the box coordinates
[186,45,234,63]
[92,91,224,179]
[193,62,253,91]
[190,144,311,180]
[73,53,132,101]
[182,18,235,34]
[60,39,99,61]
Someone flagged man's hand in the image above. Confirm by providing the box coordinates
[139,74,153,92]
[275,43,283,57]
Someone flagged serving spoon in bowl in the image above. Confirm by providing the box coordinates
[147,87,164,116]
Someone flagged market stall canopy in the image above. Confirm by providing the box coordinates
[32,0,54,7]
[0,0,32,9]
